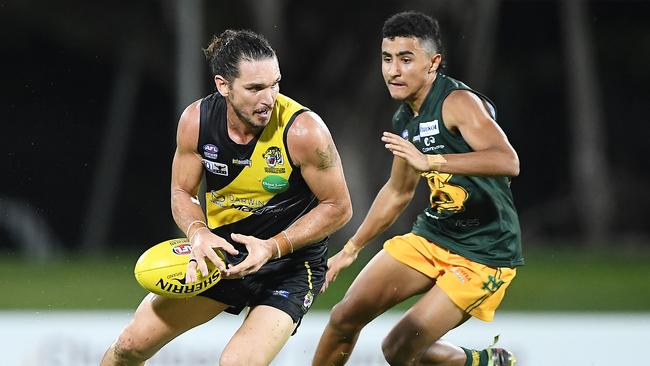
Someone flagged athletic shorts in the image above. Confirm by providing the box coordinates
[199,252,326,326]
[384,233,516,322]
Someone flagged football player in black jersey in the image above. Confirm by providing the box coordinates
[101,29,352,366]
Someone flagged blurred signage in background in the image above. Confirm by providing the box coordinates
[2,311,648,365]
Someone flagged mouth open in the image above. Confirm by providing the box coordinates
[254,108,271,118]
[388,79,408,88]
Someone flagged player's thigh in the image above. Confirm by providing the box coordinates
[335,249,434,323]
[384,286,469,357]
[116,293,229,355]
[220,305,295,366]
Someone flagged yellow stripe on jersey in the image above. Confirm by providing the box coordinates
[205,94,307,229]
[304,261,313,290]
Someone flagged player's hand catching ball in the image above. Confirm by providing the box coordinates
[186,228,238,283]
[224,233,275,279]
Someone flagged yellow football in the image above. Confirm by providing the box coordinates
[133,238,225,298]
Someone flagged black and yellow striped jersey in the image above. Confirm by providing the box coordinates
[198,92,326,264]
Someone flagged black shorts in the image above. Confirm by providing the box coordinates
[199,249,326,325]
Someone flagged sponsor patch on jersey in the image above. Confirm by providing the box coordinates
[419,120,439,137]
[250,204,284,215]
[422,144,445,153]
[449,267,471,284]
[202,144,219,159]
[262,175,289,193]
[272,290,290,298]
[401,129,409,139]
[202,159,228,176]
[209,192,227,207]
[207,191,283,215]
[232,158,252,167]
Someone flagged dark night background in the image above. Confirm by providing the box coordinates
[2,0,650,258]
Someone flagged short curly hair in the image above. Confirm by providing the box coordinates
[203,29,276,82]
[382,11,444,56]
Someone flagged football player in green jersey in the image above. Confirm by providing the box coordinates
[313,11,522,366]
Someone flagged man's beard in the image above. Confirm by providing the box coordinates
[231,98,266,130]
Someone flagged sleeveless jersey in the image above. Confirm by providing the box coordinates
[392,74,524,268]
[198,92,326,264]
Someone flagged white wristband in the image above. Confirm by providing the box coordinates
[186,220,207,237]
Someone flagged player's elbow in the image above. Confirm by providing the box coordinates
[496,147,519,177]
[507,153,520,177]
[170,187,186,206]
[333,199,353,228]
[341,200,353,225]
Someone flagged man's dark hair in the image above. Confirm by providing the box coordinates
[382,11,444,56]
[204,29,276,82]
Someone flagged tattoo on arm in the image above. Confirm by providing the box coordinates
[316,144,337,170]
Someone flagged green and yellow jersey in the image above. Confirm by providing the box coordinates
[198,92,325,264]
[392,74,524,268]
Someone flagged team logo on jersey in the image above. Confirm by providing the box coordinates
[421,171,468,219]
[303,291,314,309]
[482,275,505,294]
[401,129,409,139]
[202,159,228,176]
[202,144,219,159]
[419,120,439,137]
[263,146,285,173]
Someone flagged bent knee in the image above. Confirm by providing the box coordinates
[381,336,400,365]
[328,300,373,333]
[381,334,418,365]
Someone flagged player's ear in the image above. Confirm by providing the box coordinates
[214,75,229,96]
[430,53,442,73]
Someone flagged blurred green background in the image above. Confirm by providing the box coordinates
[2,246,649,311]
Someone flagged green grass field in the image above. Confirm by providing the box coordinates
[1,247,649,311]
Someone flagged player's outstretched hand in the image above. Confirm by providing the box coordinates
[224,233,275,279]
[321,245,358,293]
[381,131,429,172]
[186,229,239,283]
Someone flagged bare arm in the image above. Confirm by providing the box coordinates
[322,155,420,291]
[171,100,238,282]
[227,111,352,277]
[280,111,353,245]
[350,156,419,248]
[171,101,205,240]
[382,90,519,176]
